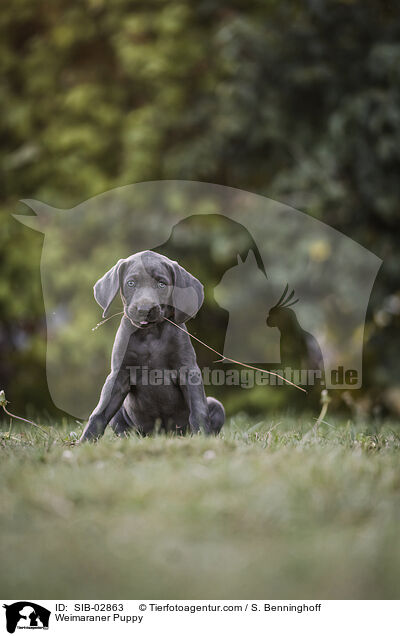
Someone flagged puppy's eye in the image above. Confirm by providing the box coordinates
[158,281,166,288]
[127,280,136,287]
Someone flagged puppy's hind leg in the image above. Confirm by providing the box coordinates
[110,405,135,438]
[207,397,225,434]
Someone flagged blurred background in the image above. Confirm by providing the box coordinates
[0,0,399,420]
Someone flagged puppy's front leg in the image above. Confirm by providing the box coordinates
[80,368,130,442]
[80,318,133,442]
[180,366,211,434]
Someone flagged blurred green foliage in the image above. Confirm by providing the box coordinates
[0,0,399,416]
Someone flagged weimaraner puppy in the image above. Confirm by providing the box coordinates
[80,250,225,442]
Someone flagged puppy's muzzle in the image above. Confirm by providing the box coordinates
[129,303,162,326]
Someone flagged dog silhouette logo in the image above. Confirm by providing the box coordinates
[14,180,382,409]
[3,602,50,633]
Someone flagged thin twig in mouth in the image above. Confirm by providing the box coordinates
[92,311,155,331]
[125,314,155,329]
[91,310,307,393]
[163,316,307,393]
[92,311,124,331]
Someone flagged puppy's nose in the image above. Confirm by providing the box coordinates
[137,304,159,320]
[137,304,152,316]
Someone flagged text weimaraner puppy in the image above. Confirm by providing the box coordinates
[80,250,225,442]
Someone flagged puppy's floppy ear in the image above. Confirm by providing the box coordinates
[171,261,204,324]
[94,259,125,317]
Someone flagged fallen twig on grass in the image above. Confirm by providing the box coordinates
[0,390,48,436]
[314,390,332,430]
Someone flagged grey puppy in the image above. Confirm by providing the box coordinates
[80,250,225,442]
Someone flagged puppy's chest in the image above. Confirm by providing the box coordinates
[125,337,172,368]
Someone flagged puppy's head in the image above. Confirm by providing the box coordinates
[93,250,204,328]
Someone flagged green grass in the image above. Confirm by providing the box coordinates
[1,415,400,599]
